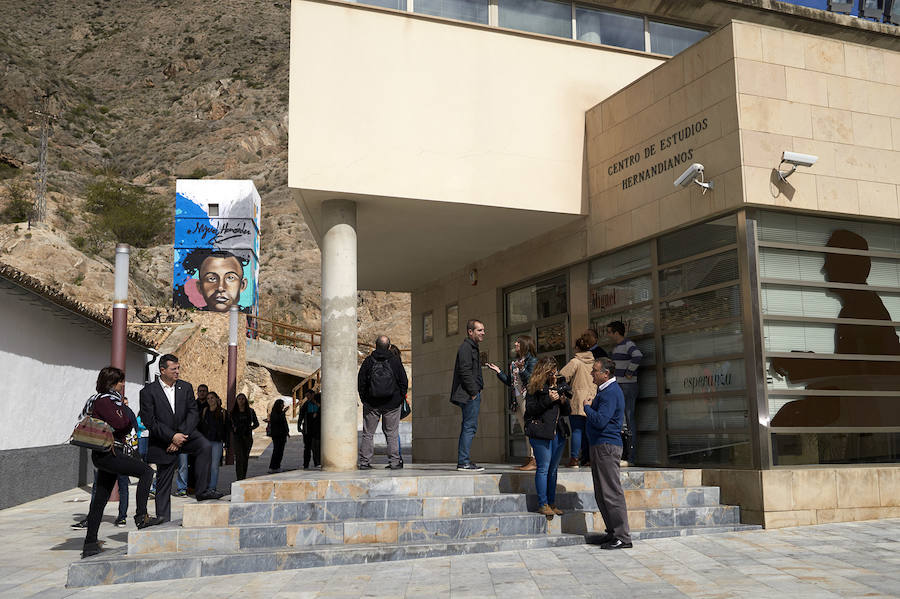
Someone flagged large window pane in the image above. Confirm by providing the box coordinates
[636,398,658,431]
[638,369,657,399]
[660,285,741,330]
[769,394,900,427]
[663,322,743,363]
[757,211,900,252]
[760,247,900,288]
[637,435,659,465]
[765,321,900,354]
[415,0,489,23]
[772,432,900,465]
[664,359,746,395]
[590,275,652,313]
[668,433,751,465]
[498,0,572,38]
[506,275,567,327]
[648,20,707,56]
[356,0,407,9]
[667,396,748,430]
[591,304,654,340]
[658,215,736,264]
[659,251,739,298]
[575,7,644,50]
[590,243,651,284]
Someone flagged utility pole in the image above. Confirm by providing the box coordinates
[28,93,58,230]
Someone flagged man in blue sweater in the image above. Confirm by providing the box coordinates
[583,357,632,549]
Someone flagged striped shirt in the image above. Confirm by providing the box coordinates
[611,339,642,384]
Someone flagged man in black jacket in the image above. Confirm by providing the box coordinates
[139,354,222,522]
[357,335,408,470]
[450,319,485,471]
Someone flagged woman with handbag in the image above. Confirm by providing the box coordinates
[267,398,289,473]
[524,357,572,517]
[486,335,538,471]
[81,367,163,558]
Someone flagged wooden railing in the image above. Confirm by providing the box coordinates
[247,315,321,352]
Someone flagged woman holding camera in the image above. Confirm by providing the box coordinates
[486,335,538,471]
[559,333,599,468]
[524,357,572,517]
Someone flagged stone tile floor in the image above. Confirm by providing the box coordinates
[2,437,899,598]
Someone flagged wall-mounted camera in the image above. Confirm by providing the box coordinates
[674,163,713,193]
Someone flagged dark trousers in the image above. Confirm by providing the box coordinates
[303,434,321,468]
[84,450,154,545]
[269,435,287,470]
[232,434,253,480]
[153,432,211,522]
[589,443,631,543]
[621,383,638,461]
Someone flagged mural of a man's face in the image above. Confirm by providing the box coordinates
[199,255,247,312]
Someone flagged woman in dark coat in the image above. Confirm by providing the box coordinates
[524,357,571,517]
[81,367,162,558]
[199,391,230,490]
[230,393,259,480]
[267,398,289,473]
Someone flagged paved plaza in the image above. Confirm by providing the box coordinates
[2,440,898,598]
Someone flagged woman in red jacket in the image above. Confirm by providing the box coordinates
[81,367,163,558]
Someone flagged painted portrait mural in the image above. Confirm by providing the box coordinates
[173,180,260,314]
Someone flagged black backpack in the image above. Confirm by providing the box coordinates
[368,357,396,399]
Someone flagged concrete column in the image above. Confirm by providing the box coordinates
[320,199,358,471]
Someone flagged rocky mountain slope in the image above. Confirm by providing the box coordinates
[0,0,410,349]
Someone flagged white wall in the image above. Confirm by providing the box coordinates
[0,286,150,450]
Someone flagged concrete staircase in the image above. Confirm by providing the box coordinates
[67,467,757,587]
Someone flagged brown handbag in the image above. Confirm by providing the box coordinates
[69,414,114,452]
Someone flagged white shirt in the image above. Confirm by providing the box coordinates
[161,380,176,414]
[598,376,617,392]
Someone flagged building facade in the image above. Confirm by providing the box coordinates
[289,0,900,525]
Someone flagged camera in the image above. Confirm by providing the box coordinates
[551,375,573,399]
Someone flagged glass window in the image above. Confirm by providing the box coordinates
[636,435,659,465]
[648,20,707,56]
[659,285,741,331]
[757,211,900,252]
[507,276,566,327]
[638,369,657,399]
[415,0,489,23]
[664,359,746,396]
[536,322,567,353]
[667,396,748,430]
[507,287,536,327]
[446,304,459,336]
[668,433,751,465]
[591,304,655,340]
[658,215,736,265]
[498,0,572,38]
[769,394,900,428]
[772,432,900,465]
[658,251,739,298]
[590,243,650,285]
[575,6,644,51]
[636,398,658,431]
[663,322,743,363]
[422,311,433,343]
[590,275,652,313]
[356,0,407,9]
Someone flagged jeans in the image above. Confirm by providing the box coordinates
[621,383,638,462]
[457,393,481,466]
[137,437,148,461]
[529,433,566,507]
[568,415,588,461]
[209,441,223,490]
[175,452,188,493]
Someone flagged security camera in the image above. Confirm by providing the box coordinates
[674,163,713,192]
[778,151,818,181]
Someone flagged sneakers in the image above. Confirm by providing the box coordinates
[457,462,484,471]
[134,514,164,529]
[357,464,372,470]
[71,519,88,530]
[172,490,187,498]
[537,504,556,517]
[385,463,404,469]
[149,490,156,498]
[114,517,127,528]
[601,539,633,550]
[619,460,631,467]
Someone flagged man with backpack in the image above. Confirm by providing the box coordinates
[357,335,408,470]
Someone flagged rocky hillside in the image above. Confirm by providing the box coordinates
[0,0,410,348]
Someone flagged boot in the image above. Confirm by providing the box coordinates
[537,504,555,517]
[517,457,537,471]
[566,457,580,468]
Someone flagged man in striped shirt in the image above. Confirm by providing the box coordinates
[606,321,642,465]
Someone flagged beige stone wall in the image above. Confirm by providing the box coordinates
[734,21,900,218]
[704,466,900,528]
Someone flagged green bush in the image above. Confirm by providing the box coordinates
[84,177,169,247]
[189,168,209,179]
[0,181,32,223]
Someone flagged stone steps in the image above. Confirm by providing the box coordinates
[630,524,761,540]
[129,512,552,555]
[68,533,585,587]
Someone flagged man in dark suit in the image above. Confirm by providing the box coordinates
[139,353,222,521]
